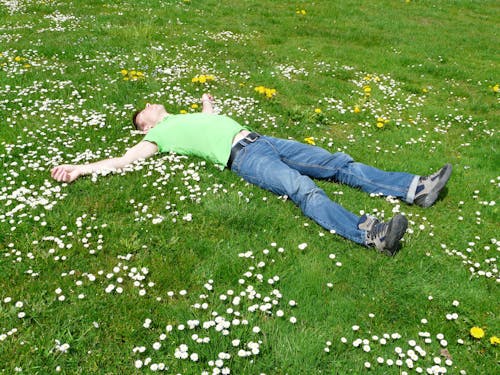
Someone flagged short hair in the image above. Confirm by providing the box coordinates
[132,110,142,130]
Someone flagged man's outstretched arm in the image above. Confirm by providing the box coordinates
[51,141,158,183]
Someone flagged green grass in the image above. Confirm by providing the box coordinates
[0,0,499,373]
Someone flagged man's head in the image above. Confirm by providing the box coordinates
[132,103,168,133]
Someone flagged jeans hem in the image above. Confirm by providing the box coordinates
[405,175,420,203]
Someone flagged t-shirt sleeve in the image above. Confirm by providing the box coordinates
[143,129,163,152]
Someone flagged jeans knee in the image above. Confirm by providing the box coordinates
[300,187,326,210]
[325,153,354,181]
[334,152,354,167]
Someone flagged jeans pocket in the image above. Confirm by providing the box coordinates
[230,147,248,173]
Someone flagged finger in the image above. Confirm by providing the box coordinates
[52,166,67,179]
[51,166,61,177]
[62,172,72,183]
[52,168,61,180]
[55,169,66,182]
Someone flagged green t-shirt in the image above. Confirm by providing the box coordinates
[143,113,246,167]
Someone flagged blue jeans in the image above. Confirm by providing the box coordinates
[230,136,419,245]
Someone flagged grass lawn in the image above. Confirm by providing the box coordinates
[0,0,498,373]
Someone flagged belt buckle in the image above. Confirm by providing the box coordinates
[245,132,259,143]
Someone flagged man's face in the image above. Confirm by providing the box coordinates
[136,103,168,132]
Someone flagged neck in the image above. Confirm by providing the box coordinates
[151,114,169,128]
[158,113,169,123]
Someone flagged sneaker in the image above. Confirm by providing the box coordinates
[357,214,380,231]
[366,214,408,256]
[414,164,452,208]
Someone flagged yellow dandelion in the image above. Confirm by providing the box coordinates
[314,108,322,114]
[492,84,499,93]
[198,76,207,84]
[265,88,276,98]
[490,336,500,345]
[422,87,429,93]
[180,109,188,114]
[301,9,306,15]
[470,327,485,339]
[376,117,387,128]
[255,86,276,98]
[14,56,22,62]
[255,86,265,94]
[191,103,199,109]
[191,76,199,83]
[363,86,372,93]
[353,106,361,113]
[120,69,128,76]
[304,137,315,145]
[363,74,371,81]
[23,64,31,68]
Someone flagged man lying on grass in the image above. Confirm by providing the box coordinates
[51,93,452,256]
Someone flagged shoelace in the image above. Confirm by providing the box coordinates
[367,222,387,240]
[416,172,440,196]
[424,169,443,183]
[359,216,379,231]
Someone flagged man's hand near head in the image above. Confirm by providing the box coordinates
[201,93,214,114]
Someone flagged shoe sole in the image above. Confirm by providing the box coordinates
[383,215,408,256]
[419,163,453,208]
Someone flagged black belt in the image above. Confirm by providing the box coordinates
[227,132,261,169]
